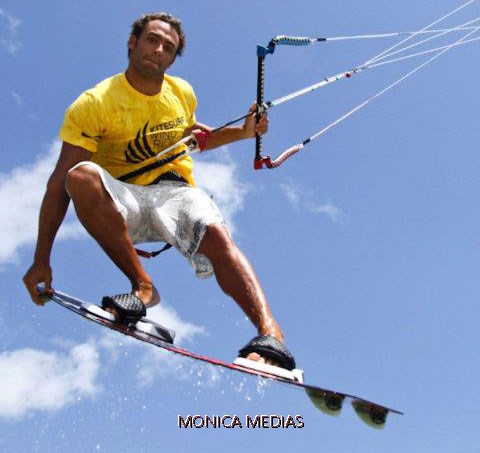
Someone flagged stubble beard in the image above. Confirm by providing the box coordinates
[132,56,165,82]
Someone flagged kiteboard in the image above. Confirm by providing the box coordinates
[39,287,403,428]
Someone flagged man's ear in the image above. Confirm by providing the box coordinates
[128,35,137,52]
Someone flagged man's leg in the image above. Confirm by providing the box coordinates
[65,164,157,306]
[197,223,284,364]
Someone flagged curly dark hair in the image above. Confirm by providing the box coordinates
[128,12,186,57]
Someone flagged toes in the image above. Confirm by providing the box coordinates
[245,353,281,367]
[246,352,264,363]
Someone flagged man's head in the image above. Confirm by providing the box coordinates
[128,13,185,58]
[127,13,185,81]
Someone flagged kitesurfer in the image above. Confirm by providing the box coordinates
[23,13,295,370]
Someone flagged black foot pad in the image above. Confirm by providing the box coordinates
[238,335,296,370]
[102,293,146,325]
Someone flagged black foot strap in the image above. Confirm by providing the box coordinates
[238,335,296,370]
[101,293,146,325]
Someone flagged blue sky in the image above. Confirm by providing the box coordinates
[1,0,480,451]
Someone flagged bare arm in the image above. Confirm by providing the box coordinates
[23,142,92,304]
[189,103,269,151]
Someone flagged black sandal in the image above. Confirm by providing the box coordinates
[238,335,296,370]
[101,293,146,325]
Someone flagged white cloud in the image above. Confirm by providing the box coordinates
[280,183,301,210]
[305,201,346,224]
[11,91,22,106]
[0,342,101,419]
[194,148,249,232]
[0,140,85,268]
[0,8,22,55]
[280,182,347,224]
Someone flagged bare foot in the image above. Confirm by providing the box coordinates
[134,282,160,308]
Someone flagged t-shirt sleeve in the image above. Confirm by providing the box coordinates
[59,91,106,152]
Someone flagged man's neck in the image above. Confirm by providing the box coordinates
[124,66,164,96]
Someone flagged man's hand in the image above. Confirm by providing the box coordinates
[23,262,53,306]
[242,102,269,138]
[182,123,212,139]
[182,102,269,152]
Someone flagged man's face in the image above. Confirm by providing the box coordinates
[128,20,180,80]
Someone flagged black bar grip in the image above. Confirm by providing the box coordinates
[255,50,266,164]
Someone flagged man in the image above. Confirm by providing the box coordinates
[23,13,295,371]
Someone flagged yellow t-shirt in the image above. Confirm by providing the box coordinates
[59,73,197,186]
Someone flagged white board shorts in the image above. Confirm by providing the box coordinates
[68,161,227,279]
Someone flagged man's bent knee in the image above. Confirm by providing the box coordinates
[199,223,235,258]
[65,163,103,197]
